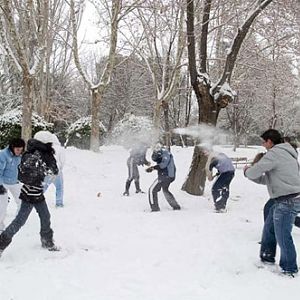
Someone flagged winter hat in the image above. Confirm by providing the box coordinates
[9,138,25,152]
[34,130,55,144]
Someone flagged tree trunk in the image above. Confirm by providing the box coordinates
[22,73,34,142]
[162,100,171,150]
[90,89,101,152]
[181,145,207,195]
[181,84,218,195]
[153,100,161,129]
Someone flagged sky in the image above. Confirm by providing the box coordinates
[0,144,299,300]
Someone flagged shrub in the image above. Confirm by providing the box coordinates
[65,116,107,149]
[0,108,53,149]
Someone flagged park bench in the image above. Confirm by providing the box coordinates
[230,157,251,168]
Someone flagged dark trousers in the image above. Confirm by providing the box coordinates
[0,200,53,250]
[148,177,180,211]
[264,198,300,227]
[125,158,140,192]
[212,171,235,210]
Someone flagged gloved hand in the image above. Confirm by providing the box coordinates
[146,166,154,173]
[0,185,7,195]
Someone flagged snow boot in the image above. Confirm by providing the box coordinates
[41,238,60,251]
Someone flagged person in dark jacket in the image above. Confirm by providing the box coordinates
[205,150,235,212]
[146,145,180,212]
[0,139,59,256]
[244,129,300,277]
[123,143,150,196]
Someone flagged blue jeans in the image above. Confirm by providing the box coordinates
[212,171,235,210]
[44,172,64,206]
[260,197,300,273]
[0,200,53,250]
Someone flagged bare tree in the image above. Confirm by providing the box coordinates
[182,0,274,195]
[0,0,50,141]
[121,0,186,147]
[70,0,122,151]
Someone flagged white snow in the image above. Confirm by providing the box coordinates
[0,145,299,299]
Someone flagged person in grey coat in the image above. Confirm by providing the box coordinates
[146,145,180,212]
[244,129,300,277]
[123,143,150,196]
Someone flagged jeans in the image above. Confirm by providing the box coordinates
[0,200,53,250]
[260,197,300,273]
[212,171,235,210]
[0,183,22,230]
[263,198,300,228]
[44,171,64,206]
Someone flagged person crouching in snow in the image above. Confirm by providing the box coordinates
[146,145,181,212]
[0,138,59,256]
[204,149,235,213]
[123,142,150,196]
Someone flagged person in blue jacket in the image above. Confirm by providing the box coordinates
[146,145,181,212]
[0,138,25,231]
[205,149,235,212]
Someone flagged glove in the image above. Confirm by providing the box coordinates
[0,185,7,195]
[146,166,154,173]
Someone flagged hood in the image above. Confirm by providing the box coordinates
[273,143,298,159]
[34,131,59,145]
[27,139,55,154]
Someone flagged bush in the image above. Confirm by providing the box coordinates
[0,108,53,149]
[110,113,157,148]
[65,116,107,149]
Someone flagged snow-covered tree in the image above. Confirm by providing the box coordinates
[65,116,107,149]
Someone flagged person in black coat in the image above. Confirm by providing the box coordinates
[0,139,59,256]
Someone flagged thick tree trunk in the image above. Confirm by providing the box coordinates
[181,84,218,195]
[21,74,34,142]
[181,145,207,195]
[90,89,101,152]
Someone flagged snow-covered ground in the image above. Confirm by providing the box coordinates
[0,145,299,300]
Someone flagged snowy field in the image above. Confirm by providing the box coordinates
[0,145,299,300]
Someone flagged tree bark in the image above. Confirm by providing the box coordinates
[90,89,101,152]
[22,73,34,142]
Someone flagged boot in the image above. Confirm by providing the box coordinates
[135,181,144,193]
[123,181,131,196]
[41,238,60,251]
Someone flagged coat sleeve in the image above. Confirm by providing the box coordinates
[0,154,6,185]
[244,151,276,181]
[158,151,170,169]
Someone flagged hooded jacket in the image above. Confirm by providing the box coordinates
[0,147,22,185]
[152,148,176,179]
[18,139,58,191]
[34,131,66,171]
[244,143,300,198]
